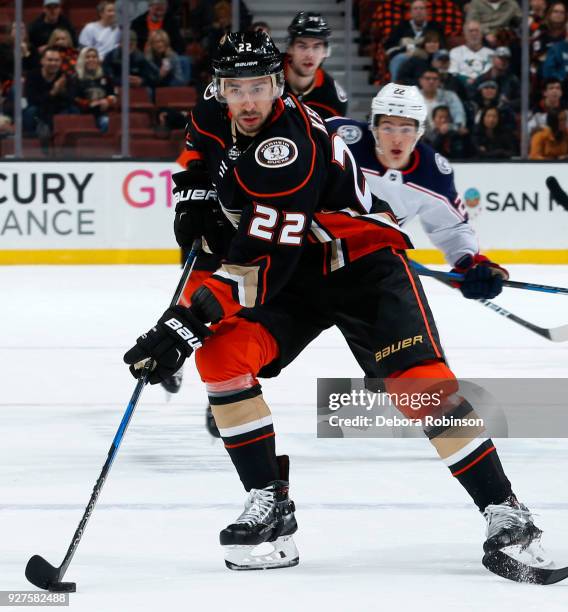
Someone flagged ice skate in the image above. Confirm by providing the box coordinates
[220,458,298,570]
[205,405,220,438]
[480,494,568,584]
[160,366,184,396]
[483,495,546,563]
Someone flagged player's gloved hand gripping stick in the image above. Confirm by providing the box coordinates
[410,260,568,342]
[25,240,203,593]
[411,260,568,296]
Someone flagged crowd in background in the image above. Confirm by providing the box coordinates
[0,0,567,160]
[358,0,568,159]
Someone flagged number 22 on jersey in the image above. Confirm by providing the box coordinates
[248,203,306,246]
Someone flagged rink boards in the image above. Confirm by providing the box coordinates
[0,161,567,264]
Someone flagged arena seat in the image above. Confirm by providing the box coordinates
[129,138,180,159]
[118,87,154,114]
[155,87,198,111]
[108,113,152,133]
[72,136,118,158]
[0,138,52,159]
[52,114,100,150]
[66,7,95,30]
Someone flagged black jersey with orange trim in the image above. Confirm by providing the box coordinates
[284,64,348,120]
[182,85,411,321]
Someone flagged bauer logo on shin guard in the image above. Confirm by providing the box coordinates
[165,318,203,349]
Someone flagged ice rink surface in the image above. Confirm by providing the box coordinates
[1,264,567,611]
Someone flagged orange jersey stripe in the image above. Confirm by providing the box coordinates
[176,149,204,169]
[391,249,443,359]
[307,101,341,118]
[234,94,316,198]
[191,114,226,149]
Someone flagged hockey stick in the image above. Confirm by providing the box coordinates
[410,261,568,296]
[410,260,568,342]
[546,176,568,211]
[25,239,202,593]
[483,551,568,585]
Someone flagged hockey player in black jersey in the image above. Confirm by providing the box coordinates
[284,11,348,119]
[124,32,547,577]
[167,14,344,397]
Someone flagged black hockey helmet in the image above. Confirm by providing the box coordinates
[287,12,331,44]
[212,31,282,79]
[212,32,284,102]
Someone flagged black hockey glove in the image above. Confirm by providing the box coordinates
[123,306,212,385]
[173,167,231,254]
[452,254,509,300]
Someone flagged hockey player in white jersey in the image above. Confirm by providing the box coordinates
[326,83,509,300]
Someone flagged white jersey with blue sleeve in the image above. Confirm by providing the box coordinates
[325,117,479,266]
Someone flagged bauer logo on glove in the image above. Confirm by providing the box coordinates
[164,317,203,350]
[123,306,212,385]
[173,188,217,205]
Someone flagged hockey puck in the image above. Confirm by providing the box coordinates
[48,582,76,593]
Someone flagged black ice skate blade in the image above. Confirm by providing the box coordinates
[483,551,568,585]
[48,582,76,593]
[225,557,299,571]
[25,555,77,592]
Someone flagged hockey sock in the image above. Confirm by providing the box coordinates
[425,399,512,511]
[209,384,280,491]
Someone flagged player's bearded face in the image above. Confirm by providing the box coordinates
[224,77,275,135]
[374,116,418,169]
[288,38,327,78]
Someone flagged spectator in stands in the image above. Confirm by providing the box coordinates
[431,49,468,100]
[473,106,518,158]
[23,46,75,139]
[542,25,568,82]
[207,1,234,53]
[397,30,443,86]
[131,0,185,55]
[72,47,116,132]
[385,0,445,80]
[0,23,38,129]
[47,28,78,77]
[424,105,472,158]
[470,80,516,129]
[78,1,120,60]
[103,30,160,89]
[531,2,567,73]
[449,20,494,85]
[28,0,78,55]
[528,78,566,133]
[419,67,466,130]
[250,22,271,36]
[472,47,520,110]
[529,0,547,34]
[467,0,522,47]
[145,30,185,87]
[529,109,568,159]
[184,0,253,44]
[0,22,39,85]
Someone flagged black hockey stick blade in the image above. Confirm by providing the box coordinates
[483,551,568,585]
[25,555,76,592]
[546,176,568,211]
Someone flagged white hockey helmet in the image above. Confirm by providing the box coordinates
[370,83,427,145]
